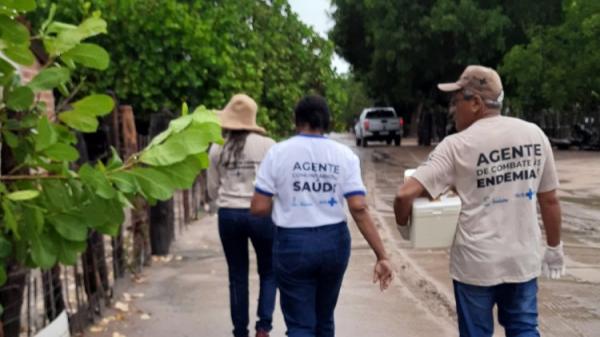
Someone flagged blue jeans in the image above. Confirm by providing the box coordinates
[218,208,277,337]
[274,222,351,337]
[453,278,540,337]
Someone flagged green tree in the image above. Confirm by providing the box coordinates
[336,75,372,130]
[0,2,222,316]
[29,0,349,137]
[501,0,600,125]
[330,0,566,130]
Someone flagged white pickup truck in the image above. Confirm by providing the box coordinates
[354,107,403,147]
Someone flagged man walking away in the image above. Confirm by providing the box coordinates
[394,65,565,337]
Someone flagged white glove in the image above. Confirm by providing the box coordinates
[542,241,566,280]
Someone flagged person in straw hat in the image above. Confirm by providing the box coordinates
[208,94,276,337]
[394,65,564,337]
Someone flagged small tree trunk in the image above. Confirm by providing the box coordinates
[410,100,424,137]
[132,197,151,271]
[82,231,110,308]
[148,112,175,255]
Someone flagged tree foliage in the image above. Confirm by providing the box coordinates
[29,0,349,137]
[500,0,600,123]
[330,0,568,122]
[0,0,222,302]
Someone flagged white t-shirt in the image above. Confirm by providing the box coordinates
[207,133,275,208]
[255,134,366,228]
[412,116,559,286]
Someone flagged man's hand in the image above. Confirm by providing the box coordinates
[373,259,394,291]
[542,241,566,279]
[394,178,426,226]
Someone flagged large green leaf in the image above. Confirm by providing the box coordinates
[140,124,214,166]
[109,171,138,194]
[27,67,71,92]
[41,180,72,211]
[106,147,123,170]
[81,195,109,228]
[44,143,80,161]
[30,232,57,269]
[0,15,30,44]
[0,57,15,86]
[95,221,121,236]
[79,164,116,199]
[62,43,110,70]
[53,124,78,144]
[71,94,114,116]
[76,17,107,39]
[23,205,44,235]
[48,214,87,241]
[56,238,86,265]
[157,154,206,189]
[3,43,35,66]
[79,194,123,236]
[96,199,124,236]
[129,168,174,200]
[6,190,40,201]
[3,130,19,148]
[48,17,107,55]
[0,0,36,12]
[35,116,58,151]
[5,86,34,110]
[191,106,220,125]
[145,115,193,149]
[1,200,18,239]
[59,110,99,132]
[144,107,220,150]
[47,230,86,265]
[46,21,77,35]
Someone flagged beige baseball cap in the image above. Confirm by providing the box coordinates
[438,65,504,106]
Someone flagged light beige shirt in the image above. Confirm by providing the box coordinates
[208,133,275,209]
[412,115,559,286]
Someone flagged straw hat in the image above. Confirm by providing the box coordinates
[219,94,266,134]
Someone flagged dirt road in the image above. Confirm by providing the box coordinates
[344,133,600,337]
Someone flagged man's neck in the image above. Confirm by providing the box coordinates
[480,109,501,120]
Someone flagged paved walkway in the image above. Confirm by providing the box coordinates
[86,135,600,337]
[89,210,456,337]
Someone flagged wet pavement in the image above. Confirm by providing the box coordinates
[86,211,457,337]
[340,133,600,337]
[84,133,599,337]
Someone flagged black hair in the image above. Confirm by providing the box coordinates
[218,130,250,168]
[294,95,330,131]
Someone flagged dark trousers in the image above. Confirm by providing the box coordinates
[218,208,277,337]
[453,278,540,337]
[274,222,351,337]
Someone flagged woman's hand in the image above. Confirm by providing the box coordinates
[373,258,394,291]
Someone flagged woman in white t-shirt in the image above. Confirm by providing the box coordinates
[208,94,276,337]
[250,95,394,337]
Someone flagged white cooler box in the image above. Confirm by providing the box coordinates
[404,168,461,248]
[410,197,461,248]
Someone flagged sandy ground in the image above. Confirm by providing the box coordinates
[348,134,600,337]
